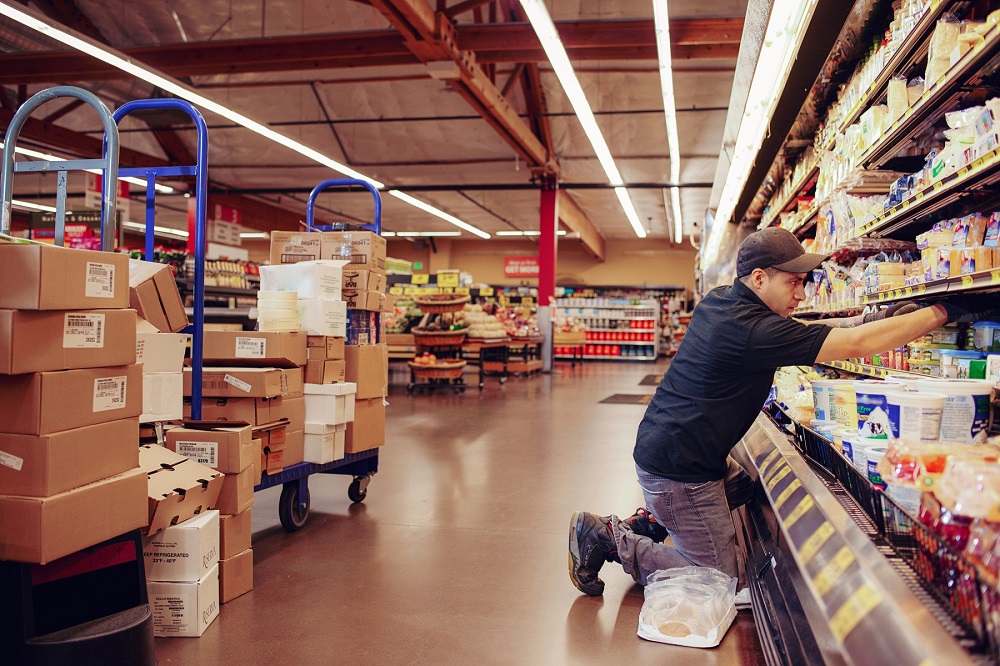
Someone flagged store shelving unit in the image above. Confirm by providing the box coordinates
[553,299,659,361]
[818,360,926,379]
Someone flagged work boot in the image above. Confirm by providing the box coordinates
[568,512,618,596]
[623,507,669,543]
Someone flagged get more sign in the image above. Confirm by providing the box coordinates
[503,256,540,278]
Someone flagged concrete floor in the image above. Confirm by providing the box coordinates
[155,358,766,665]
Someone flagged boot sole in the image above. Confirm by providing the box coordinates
[568,512,603,596]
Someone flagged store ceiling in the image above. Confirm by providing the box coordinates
[0,0,746,248]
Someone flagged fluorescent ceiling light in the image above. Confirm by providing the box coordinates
[11,199,58,212]
[518,0,646,239]
[0,3,489,238]
[391,231,462,237]
[715,0,819,226]
[1,141,176,193]
[652,1,684,243]
[496,230,568,236]
[121,220,189,238]
[239,232,270,239]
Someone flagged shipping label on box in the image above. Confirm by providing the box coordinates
[0,468,148,564]
[220,548,254,603]
[143,510,220,582]
[269,231,324,266]
[0,242,129,310]
[220,508,252,560]
[0,309,137,375]
[0,418,139,498]
[215,467,256,515]
[0,364,143,435]
[165,423,254,474]
[187,367,285,398]
[320,231,387,272]
[149,565,220,637]
[141,445,225,536]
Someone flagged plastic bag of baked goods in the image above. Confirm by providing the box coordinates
[637,566,737,648]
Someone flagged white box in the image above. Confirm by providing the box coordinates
[259,260,348,300]
[141,372,183,423]
[148,564,220,637]
[304,422,346,463]
[143,510,220,582]
[136,325,189,374]
[297,298,347,337]
[304,382,356,425]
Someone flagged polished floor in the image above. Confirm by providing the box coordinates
[155,358,766,665]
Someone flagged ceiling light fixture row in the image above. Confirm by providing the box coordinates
[0,3,492,239]
[652,0,685,244]
[0,141,176,193]
[518,0,647,239]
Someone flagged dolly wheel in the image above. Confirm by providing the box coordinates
[279,483,309,532]
[348,476,370,503]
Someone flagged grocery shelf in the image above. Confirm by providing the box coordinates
[862,21,1000,170]
[860,268,1000,305]
[184,306,256,319]
[829,0,956,142]
[585,327,656,332]
[177,279,258,297]
[581,340,655,346]
[760,162,819,230]
[861,147,1000,238]
[819,360,924,379]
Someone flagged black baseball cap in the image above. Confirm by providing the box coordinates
[736,227,827,278]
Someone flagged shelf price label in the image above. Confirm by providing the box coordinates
[454,287,471,294]
[411,274,430,285]
[933,181,943,191]
[917,284,927,295]
[962,275,974,288]
[438,272,460,288]
[389,286,404,296]
[992,270,1000,284]
[904,287,913,297]
[479,287,495,296]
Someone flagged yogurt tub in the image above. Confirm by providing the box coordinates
[915,379,995,444]
[971,321,1000,352]
[831,380,860,430]
[866,446,888,490]
[883,374,923,390]
[810,419,837,440]
[885,390,946,442]
[811,380,837,422]
[837,429,858,463]
[854,380,902,439]
[852,438,882,473]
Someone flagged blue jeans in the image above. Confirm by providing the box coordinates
[613,458,754,584]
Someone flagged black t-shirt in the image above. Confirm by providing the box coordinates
[633,279,832,482]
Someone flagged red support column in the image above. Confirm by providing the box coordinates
[538,181,558,307]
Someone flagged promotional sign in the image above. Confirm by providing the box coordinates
[503,256,540,278]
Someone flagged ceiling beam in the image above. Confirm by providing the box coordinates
[557,191,605,262]
[0,18,742,84]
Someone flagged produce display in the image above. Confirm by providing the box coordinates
[462,304,507,339]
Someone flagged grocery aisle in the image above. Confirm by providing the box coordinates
[155,360,765,664]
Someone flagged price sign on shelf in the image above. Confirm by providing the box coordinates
[479,287,495,296]
[962,275,974,288]
[411,274,430,285]
[389,286,404,296]
[437,272,460,288]
[904,287,913,297]
[992,269,1000,284]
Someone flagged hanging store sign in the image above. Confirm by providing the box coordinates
[503,256,540,278]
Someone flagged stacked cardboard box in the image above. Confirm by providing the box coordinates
[190,331,307,473]
[0,242,147,564]
[162,422,255,605]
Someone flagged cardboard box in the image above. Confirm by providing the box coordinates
[304,382,357,425]
[215,467,255,515]
[141,372,183,423]
[0,309,137,374]
[141,445,225,536]
[283,429,304,467]
[342,290,384,311]
[321,231,387,272]
[345,398,386,454]
[271,396,305,430]
[0,241,129,310]
[254,422,287,452]
[148,565,219,637]
[136,327,189,373]
[305,359,346,384]
[283,367,304,398]
[269,230,323,266]
[202,331,307,368]
[342,269,386,293]
[128,260,189,333]
[382,293,395,312]
[307,336,345,360]
[0,364,143,435]
[165,423,254,474]
[143,510,220,582]
[250,439,262,479]
[220,508,252,560]
[258,259,348,300]
[220,548,254,603]
[0,468,148,564]
[0,418,139,497]
[262,445,285,475]
[191,395,303,427]
[345,344,388,399]
[304,422,346,464]
[187,367,285,398]
[298,298,347,337]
